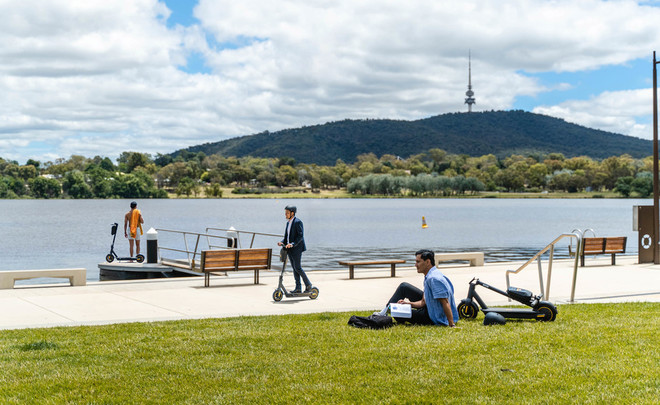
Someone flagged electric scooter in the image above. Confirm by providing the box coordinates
[105,222,145,263]
[272,254,319,301]
[458,277,557,321]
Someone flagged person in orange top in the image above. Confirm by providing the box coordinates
[124,201,144,258]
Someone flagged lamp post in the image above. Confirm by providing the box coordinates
[653,51,659,263]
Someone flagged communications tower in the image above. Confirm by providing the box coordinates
[465,51,476,112]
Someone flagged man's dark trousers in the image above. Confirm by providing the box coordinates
[386,282,433,324]
[287,247,311,290]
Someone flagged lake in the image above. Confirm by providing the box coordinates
[0,198,646,281]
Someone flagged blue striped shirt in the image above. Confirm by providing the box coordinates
[424,267,459,326]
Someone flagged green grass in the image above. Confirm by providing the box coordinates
[1,303,659,404]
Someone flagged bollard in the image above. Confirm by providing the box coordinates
[146,228,158,263]
[226,226,238,248]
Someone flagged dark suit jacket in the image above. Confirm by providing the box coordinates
[282,216,306,253]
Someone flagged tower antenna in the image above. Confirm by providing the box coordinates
[465,50,476,112]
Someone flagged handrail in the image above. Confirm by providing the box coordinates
[205,227,283,249]
[505,233,581,302]
[156,228,233,269]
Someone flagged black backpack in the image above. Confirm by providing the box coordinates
[348,314,393,329]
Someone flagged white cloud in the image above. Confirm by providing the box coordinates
[533,88,652,139]
[1,0,660,163]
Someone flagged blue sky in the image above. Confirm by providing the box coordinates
[514,58,652,111]
[2,0,660,163]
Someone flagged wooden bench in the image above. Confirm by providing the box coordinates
[0,268,86,289]
[338,260,406,279]
[201,248,272,287]
[579,237,627,267]
[435,252,484,266]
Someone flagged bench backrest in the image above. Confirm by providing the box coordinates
[604,237,627,253]
[201,248,272,273]
[237,248,272,270]
[582,237,605,254]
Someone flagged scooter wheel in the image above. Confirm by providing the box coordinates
[309,287,319,300]
[458,301,479,319]
[273,289,284,302]
[106,254,114,263]
[135,254,145,263]
[535,301,558,322]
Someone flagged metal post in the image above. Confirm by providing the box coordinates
[653,51,659,264]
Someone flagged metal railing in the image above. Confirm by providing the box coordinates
[155,228,233,270]
[505,232,581,302]
[205,227,283,249]
[155,228,284,272]
[568,228,595,257]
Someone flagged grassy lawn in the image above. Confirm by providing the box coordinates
[1,303,658,404]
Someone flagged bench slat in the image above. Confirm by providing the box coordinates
[337,260,405,266]
[338,259,406,279]
[202,248,272,287]
[580,237,627,266]
[582,238,606,254]
[604,237,627,253]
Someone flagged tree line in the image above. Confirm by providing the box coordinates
[0,148,655,199]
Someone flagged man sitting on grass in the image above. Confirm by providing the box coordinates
[375,249,458,327]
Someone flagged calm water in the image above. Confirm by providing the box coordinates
[0,198,645,281]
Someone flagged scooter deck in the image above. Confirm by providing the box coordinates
[482,307,541,320]
[285,292,315,298]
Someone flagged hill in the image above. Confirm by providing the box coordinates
[175,110,652,165]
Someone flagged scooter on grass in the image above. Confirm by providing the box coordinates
[105,222,145,263]
[458,277,557,322]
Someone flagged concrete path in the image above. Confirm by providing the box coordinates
[1,255,659,330]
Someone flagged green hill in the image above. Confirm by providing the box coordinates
[175,110,652,165]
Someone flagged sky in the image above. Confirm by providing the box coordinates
[3,0,660,164]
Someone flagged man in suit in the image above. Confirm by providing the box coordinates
[277,205,313,293]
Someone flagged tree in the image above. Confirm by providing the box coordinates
[117,152,152,173]
[25,159,41,169]
[18,165,38,180]
[62,171,93,198]
[86,166,113,198]
[527,163,548,188]
[601,155,635,190]
[176,177,198,197]
[275,165,297,186]
[112,172,152,198]
[29,176,61,198]
[494,168,524,191]
[205,183,223,198]
[547,170,572,192]
[615,176,634,197]
[632,173,653,197]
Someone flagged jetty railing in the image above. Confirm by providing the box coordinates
[155,229,233,271]
[205,227,283,249]
[505,232,581,302]
[205,228,285,269]
[155,228,285,272]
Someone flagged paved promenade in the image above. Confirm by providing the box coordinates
[1,255,659,330]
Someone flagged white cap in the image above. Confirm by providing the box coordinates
[146,227,158,240]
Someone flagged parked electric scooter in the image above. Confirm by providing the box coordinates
[458,277,557,321]
[272,255,319,301]
[105,222,145,263]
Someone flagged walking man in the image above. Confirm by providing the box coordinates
[277,205,313,293]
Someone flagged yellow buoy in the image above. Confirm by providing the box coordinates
[422,216,428,229]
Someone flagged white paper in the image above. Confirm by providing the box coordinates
[390,303,412,318]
